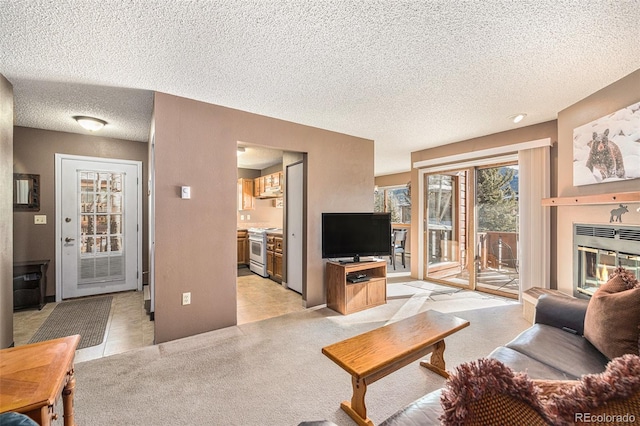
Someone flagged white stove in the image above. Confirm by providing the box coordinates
[247,227,281,277]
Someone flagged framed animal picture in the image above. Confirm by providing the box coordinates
[573,101,640,186]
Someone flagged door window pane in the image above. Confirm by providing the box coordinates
[425,171,470,287]
[476,165,520,296]
[78,170,125,283]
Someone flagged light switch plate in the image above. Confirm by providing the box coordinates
[34,215,47,224]
[181,186,191,199]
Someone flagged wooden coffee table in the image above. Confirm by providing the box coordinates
[0,335,80,426]
[322,310,469,426]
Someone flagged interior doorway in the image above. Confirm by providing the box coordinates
[236,146,306,323]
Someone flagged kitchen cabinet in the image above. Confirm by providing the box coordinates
[266,249,274,276]
[253,176,264,197]
[266,232,283,283]
[274,236,283,282]
[238,179,254,210]
[254,171,283,199]
[237,230,248,265]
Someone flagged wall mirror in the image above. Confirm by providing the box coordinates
[13,173,40,211]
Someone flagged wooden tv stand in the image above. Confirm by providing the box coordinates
[326,260,387,315]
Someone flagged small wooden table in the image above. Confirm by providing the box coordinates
[0,335,80,426]
[322,310,469,426]
[13,260,50,311]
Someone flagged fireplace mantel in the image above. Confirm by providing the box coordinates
[542,191,640,206]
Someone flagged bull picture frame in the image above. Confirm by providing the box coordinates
[573,101,640,187]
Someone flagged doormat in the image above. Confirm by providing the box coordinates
[29,296,113,349]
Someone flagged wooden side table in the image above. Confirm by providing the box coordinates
[0,335,80,426]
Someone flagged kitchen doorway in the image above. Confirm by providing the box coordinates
[236,145,306,323]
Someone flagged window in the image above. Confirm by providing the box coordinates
[374,184,411,223]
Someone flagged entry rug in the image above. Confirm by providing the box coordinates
[29,296,113,349]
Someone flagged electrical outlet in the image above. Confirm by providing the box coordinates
[182,292,191,305]
[240,215,245,220]
[246,214,250,220]
[34,215,47,224]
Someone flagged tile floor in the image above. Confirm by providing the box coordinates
[13,273,303,362]
[236,273,305,324]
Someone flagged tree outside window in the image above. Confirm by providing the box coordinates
[476,166,519,233]
[374,185,411,223]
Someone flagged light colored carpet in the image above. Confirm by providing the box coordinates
[73,291,528,426]
[404,280,463,293]
[29,296,112,349]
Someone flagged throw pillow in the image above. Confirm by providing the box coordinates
[439,358,550,425]
[583,266,640,360]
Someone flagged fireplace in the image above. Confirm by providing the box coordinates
[574,224,640,298]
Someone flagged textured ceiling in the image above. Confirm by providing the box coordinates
[1,1,640,176]
[237,145,283,170]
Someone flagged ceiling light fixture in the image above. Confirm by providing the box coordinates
[74,116,107,131]
[509,113,527,124]
[237,146,246,155]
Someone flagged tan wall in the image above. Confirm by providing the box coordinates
[410,121,559,280]
[0,75,13,348]
[555,68,640,295]
[12,127,149,297]
[153,92,374,343]
[375,171,411,188]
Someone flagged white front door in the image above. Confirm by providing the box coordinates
[57,155,141,300]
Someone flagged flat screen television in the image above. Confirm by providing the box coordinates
[322,212,392,263]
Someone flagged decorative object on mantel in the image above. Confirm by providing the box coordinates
[573,101,640,187]
[609,204,629,223]
[541,191,640,206]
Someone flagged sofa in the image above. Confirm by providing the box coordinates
[487,293,609,380]
[379,293,618,425]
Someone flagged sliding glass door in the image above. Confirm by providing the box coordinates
[424,170,473,288]
[475,164,520,297]
[423,162,519,298]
